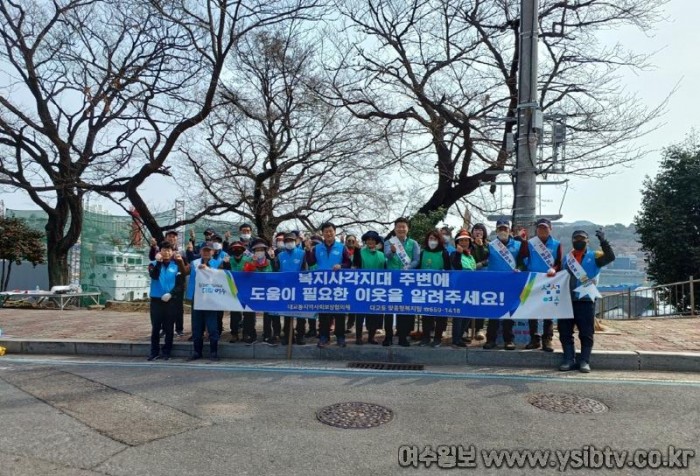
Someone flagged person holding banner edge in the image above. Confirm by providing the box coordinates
[187,242,224,361]
[383,217,421,347]
[417,230,452,347]
[559,229,615,373]
[305,222,352,348]
[483,220,525,350]
[353,230,387,345]
[522,218,563,352]
[223,241,253,343]
[449,229,476,348]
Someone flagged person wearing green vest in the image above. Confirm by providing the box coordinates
[383,217,421,347]
[223,241,255,344]
[243,239,277,345]
[450,229,477,347]
[352,230,387,345]
[417,230,452,347]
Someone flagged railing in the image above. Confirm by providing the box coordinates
[598,276,698,319]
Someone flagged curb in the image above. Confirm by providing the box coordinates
[1,338,700,372]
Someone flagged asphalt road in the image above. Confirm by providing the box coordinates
[1,356,698,476]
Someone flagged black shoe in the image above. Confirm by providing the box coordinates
[542,338,554,352]
[147,354,160,361]
[482,341,498,350]
[176,331,185,337]
[525,338,541,350]
[382,338,392,347]
[295,336,306,346]
[345,329,353,334]
[417,339,430,347]
[187,353,202,361]
[229,334,240,343]
[398,338,410,347]
[430,339,442,348]
[504,341,516,350]
[159,330,165,338]
[161,354,170,361]
[243,337,257,346]
[355,338,363,345]
[452,341,467,348]
[367,339,379,345]
[209,353,220,362]
[263,338,278,347]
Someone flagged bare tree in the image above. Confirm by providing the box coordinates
[327,0,669,218]
[184,25,394,240]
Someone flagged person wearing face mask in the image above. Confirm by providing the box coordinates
[417,230,452,347]
[273,232,286,256]
[186,242,224,361]
[559,229,615,373]
[223,241,254,343]
[483,221,526,350]
[148,241,187,361]
[275,232,309,345]
[243,239,277,345]
[209,235,230,337]
[467,223,489,342]
[150,230,189,338]
[521,218,563,352]
[352,231,387,345]
[238,223,255,252]
[449,229,476,348]
[383,217,421,347]
[344,234,360,336]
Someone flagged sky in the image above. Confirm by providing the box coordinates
[1,0,698,227]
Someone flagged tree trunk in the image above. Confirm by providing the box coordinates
[45,194,83,288]
[2,260,11,292]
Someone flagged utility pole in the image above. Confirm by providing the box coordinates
[513,0,541,235]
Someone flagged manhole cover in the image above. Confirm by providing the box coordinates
[316,402,393,429]
[527,393,608,414]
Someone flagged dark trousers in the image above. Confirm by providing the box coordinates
[242,312,257,340]
[319,313,345,339]
[347,314,356,330]
[160,295,184,334]
[283,317,307,338]
[529,319,554,340]
[452,318,467,344]
[307,318,317,334]
[384,314,413,341]
[486,318,515,343]
[192,309,219,356]
[216,311,224,336]
[230,311,242,335]
[263,313,281,340]
[150,298,175,357]
[421,316,447,341]
[558,300,595,363]
[355,314,382,339]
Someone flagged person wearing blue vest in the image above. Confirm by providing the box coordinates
[275,232,309,345]
[305,222,352,347]
[147,241,187,361]
[186,242,224,361]
[522,217,563,352]
[559,229,615,373]
[483,220,525,350]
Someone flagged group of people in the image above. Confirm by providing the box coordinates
[147,217,614,372]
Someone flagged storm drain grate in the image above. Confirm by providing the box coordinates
[317,402,393,429]
[347,362,424,371]
[527,393,609,414]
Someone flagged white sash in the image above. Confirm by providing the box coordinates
[566,251,602,300]
[389,237,411,269]
[490,238,517,270]
[529,237,555,268]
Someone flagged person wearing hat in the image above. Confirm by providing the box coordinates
[449,229,476,347]
[186,241,224,361]
[417,230,452,347]
[150,230,189,337]
[223,241,254,343]
[242,238,278,345]
[275,232,309,345]
[305,222,353,348]
[209,234,230,337]
[352,230,387,345]
[522,217,563,352]
[483,220,526,350]
[147,241,187,361]
[469,223,490,341]
[559,229,615,373]
[187,227,216,257]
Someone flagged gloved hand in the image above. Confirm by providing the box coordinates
[595,229,606,242]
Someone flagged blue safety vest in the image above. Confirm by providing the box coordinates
[487,238,521,271]
[278,247,305,272]
[527,236,560,273]
[186,257,222,300]
[149,260,179,298]
[568,249,603,300]
[313,241,345,270]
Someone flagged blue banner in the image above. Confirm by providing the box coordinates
[193,268,574,320]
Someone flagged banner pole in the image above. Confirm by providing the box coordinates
[286,318,294,360]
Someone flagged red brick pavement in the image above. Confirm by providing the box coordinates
[1,308,698,352]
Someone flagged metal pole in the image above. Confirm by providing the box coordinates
[690,276,695,317]
[286,318,294,360]
[513,0,540,234]
[627,288,632,319]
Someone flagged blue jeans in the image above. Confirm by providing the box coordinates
[558,300,595,362]
[192,309,219,356]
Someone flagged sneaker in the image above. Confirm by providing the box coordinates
[147,354,160,361]
[317,337,329,348]
[344,329,353,335]
[229,334,240,343]
[482,341,498,350]
[475,330,486,341]
[579,361,591,373]
[417,339,431,347]
[176,331,185,337]
[542,338,554,352]
[452,341,467,348]
[243,337,257,346]
[263,338,278,347]
[559,360,577,371]
[159,330,165,338]
[525,338,541,350]
[186,353,202,361]
[463,336,472,344]
[504,341,516,350]
[430,339,442,348]
[161,354,170,361]
[337,337,347,348]
[209,353,220,362]
[398,338,410,347]
[381,338,392,347]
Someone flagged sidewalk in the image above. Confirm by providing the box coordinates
[1,308,699,371]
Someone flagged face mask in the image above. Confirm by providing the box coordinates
[241,234,251,240]
[232,251,244,258]
[285,242,296,250]
[573,241,587,251]
[276,241,284,249]
[212,243,222,251]
[254,250,266,260]
[428,240,438,250]
[497,231,509,241]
